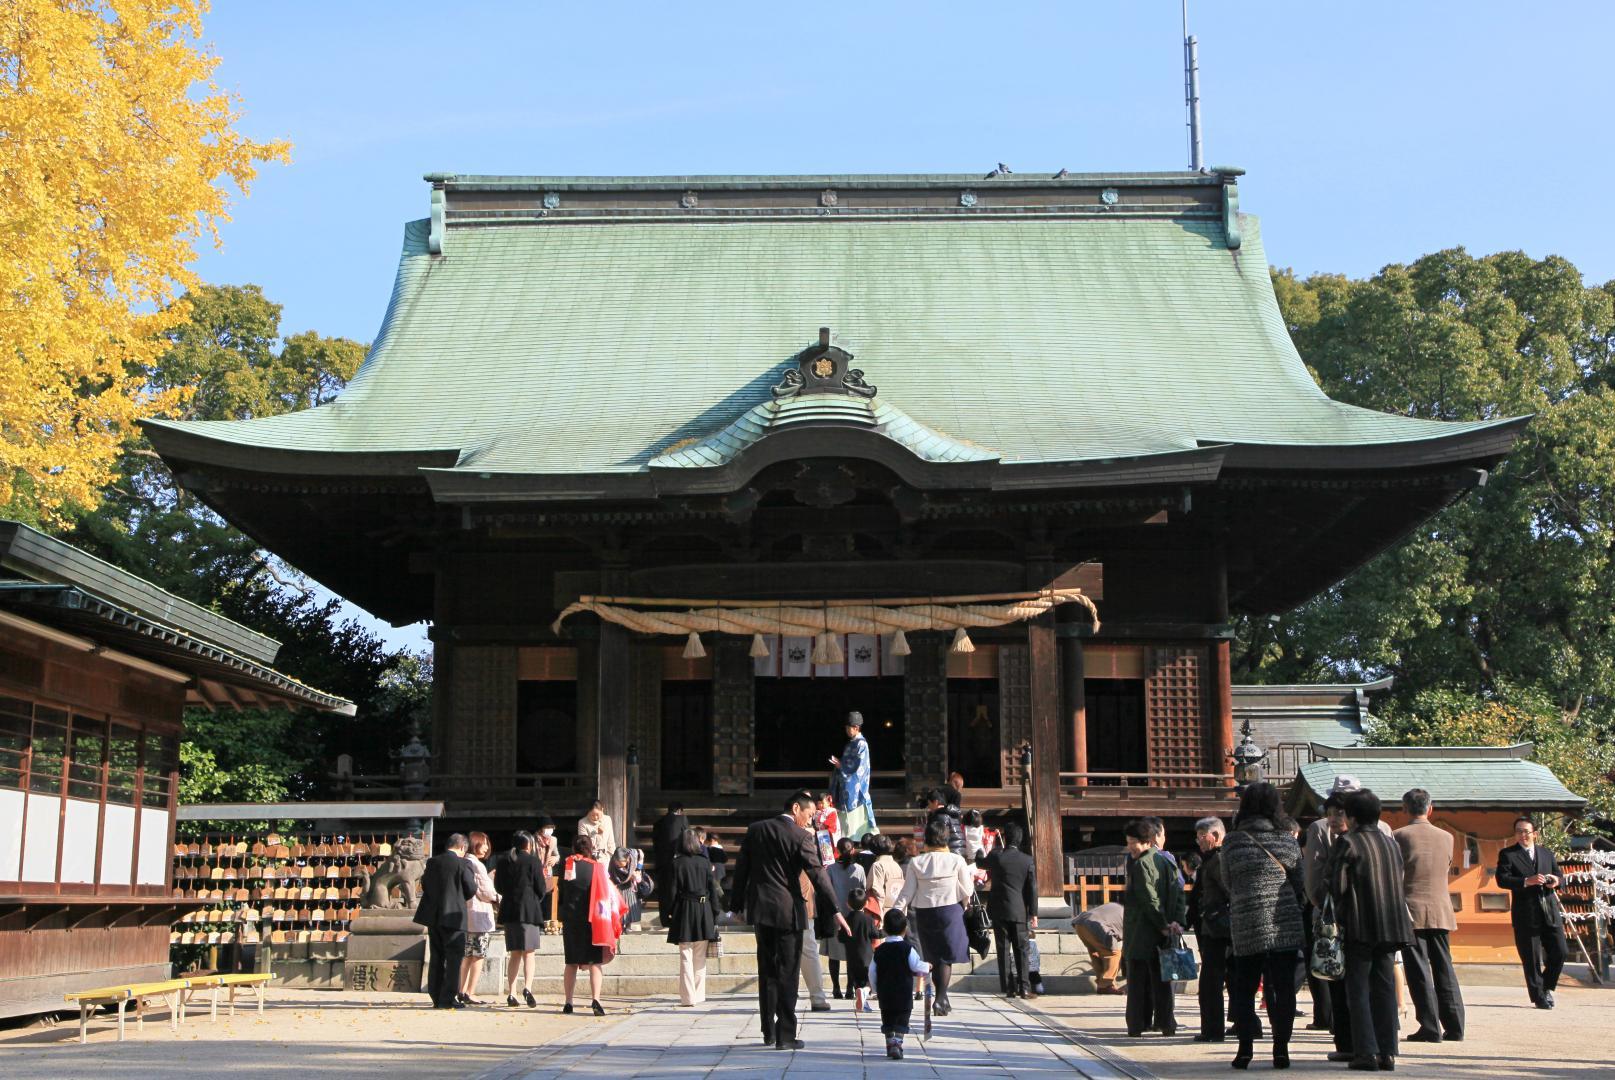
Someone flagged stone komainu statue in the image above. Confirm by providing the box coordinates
[360,834,428,909]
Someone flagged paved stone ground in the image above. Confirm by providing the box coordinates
[1024,981,1615,1078]
[0,990,638,1079]
[476,992,1140,1080]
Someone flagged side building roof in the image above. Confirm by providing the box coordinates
[1293,743,1587,812]
[0,522,353,715]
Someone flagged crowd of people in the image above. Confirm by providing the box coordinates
[1096,774,1572,1072]
[409,715,1570,1070]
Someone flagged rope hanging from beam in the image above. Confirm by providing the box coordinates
[550,587,1099,642]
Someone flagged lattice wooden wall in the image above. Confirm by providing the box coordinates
[710,637,754,795]
[998,643,1032,787]
[1144,646,1207,784]
[446,645,517,777]
[903,632,949,796]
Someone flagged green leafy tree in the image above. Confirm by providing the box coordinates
[56,284,423,804]
[1237,251,1615,735]
[1367,687,1615,850]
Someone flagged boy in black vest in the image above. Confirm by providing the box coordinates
[871,908,932,1060]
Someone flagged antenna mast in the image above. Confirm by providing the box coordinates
[1183,0,1204,171]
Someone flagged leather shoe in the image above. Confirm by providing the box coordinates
[775,1039,805,1050]
[1193,1033,1225,1042]
[810,1002,832,1012]
[1327,1051,1356,1062]
[1544,991,1556,1009]
[1347,1060,1379,1072]
[1377,1056,1395,1071]
[1403,1030,1441,1043]
[1097,985,1126,996]
[1534,1000,1553,1010]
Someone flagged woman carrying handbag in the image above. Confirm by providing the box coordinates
[1220,782,1305,1070]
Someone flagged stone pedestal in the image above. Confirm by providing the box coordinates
[472,933,508,997]
[344,908,427,992]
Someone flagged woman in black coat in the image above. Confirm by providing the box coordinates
[494,830,549,1008]
[1221,783,1304,1070]
[666,827,723,1005]
[1328,789,1414,1072]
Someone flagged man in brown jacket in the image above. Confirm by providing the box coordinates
[1394,788,1465,1042]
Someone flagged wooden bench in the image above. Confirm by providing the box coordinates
[64,978,192,1043]
[184,972,273,1021]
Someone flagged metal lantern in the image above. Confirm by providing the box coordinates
[1229,718,1267,788]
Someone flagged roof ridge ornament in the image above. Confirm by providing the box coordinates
[771,327,877,401]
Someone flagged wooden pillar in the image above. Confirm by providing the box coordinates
[1210,639,1234,783]
[595,622,631,843]
[1028,614,1064,907]
[1059,632,1087,785]
[711,637,755,795]
[902,632,948,798]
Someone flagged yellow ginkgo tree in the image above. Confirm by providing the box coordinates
[0,0,288,521]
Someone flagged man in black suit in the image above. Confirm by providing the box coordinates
[652,801,689,928]
[729,790,848,1050]
[1495,816,1568,1009]
[978,821,1037,997]
[413,832,478,1009]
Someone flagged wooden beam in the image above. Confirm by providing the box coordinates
[1027,613,1064,911]
[1060,634,1087,783]
[595,621,630,843]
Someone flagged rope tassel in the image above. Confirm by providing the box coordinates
[682,631,706,659]
[890,628,912,656]
[951,627,975,654]
[748,633,770,659]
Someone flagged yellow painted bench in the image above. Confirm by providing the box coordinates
[64,978,192,1043]
[183,972,273,1021]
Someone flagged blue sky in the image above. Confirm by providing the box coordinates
[189,1,1614,649]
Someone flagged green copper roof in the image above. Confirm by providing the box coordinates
[1296,747,1586,811]
[649,397,998,469]
[145,179,1521,480]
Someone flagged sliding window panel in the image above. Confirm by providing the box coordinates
[100,802,136,887]
[0,787,22,880]
[21,793,60,881]
[136,805,170,886]
[60,796,100,883]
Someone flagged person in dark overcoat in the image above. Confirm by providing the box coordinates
[1328,789,1414,1071]
[1188,816,1232,1044]
[413,832,478,1009]
[667,826,723,1005]
[978,821,1037,997]
[494,830,549,1007]
[728,790,847,1051]
[651,802,688,928]
[1495,815,1569,1009]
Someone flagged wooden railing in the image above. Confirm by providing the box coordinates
[333,772,588,804]
[751,769,905,789]
[1058,771,1236,799]
[431,773,588,801]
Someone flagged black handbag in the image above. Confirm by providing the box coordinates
[1201,899,1232,940]
[964,893,992,958]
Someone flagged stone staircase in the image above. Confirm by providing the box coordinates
[483,921,1114,998]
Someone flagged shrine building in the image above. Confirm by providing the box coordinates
[144,170,1526,901]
